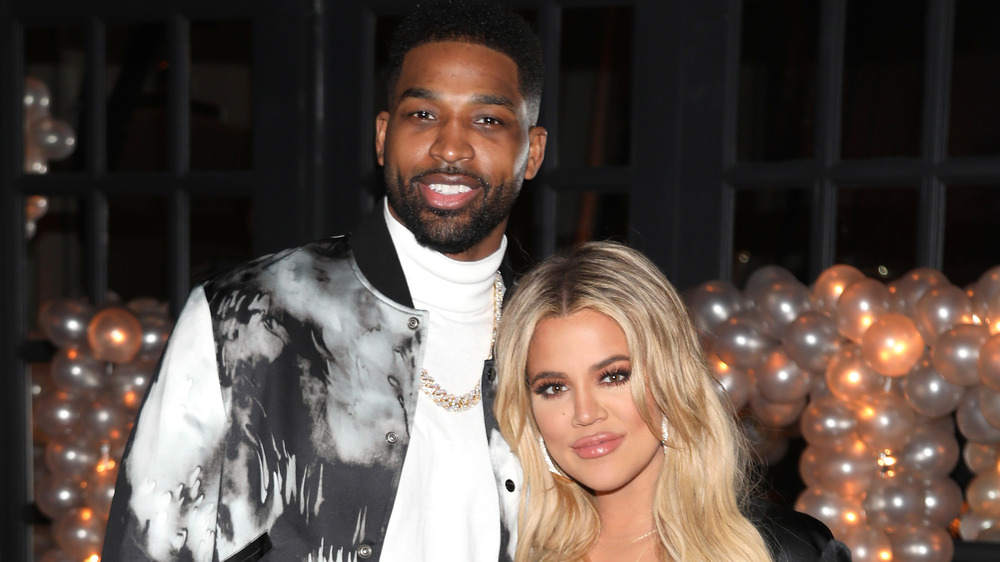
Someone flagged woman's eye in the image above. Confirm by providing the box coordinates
[601,369,631,385]
[534,383,567,397]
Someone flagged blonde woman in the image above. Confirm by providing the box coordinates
[495,242,849,561]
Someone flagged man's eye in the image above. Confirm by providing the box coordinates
[411,110,434,119]
[476,116,503,126]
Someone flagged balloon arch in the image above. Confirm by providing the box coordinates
[685,263,1000,561]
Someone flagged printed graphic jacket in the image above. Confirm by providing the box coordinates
[101,208,522,562]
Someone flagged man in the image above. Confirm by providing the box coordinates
[101,1,547,560]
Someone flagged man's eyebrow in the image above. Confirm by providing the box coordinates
[399,87,438,102]
[396,88,516,112]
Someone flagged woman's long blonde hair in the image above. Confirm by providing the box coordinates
[494,242,773,561]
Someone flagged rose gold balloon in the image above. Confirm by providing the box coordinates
[932,324,989,386]
[826,344,887,402]
[813,264,866,314]
[817,438,877,496]
[53,507,104,560]
[888,522,954,562]
[903,357,965,417]
[836,278,891,343]
[913,285,975,346]
[839,525,892,562]
[855,391,917,452]
[795,487,864,537]
[960,511,999,541]
[683,280,744,333]
[888,267,949,315]
[923,477,963,527]
[87,305,143,364]
[979,333,1000,391]
[968,468,1000,518]
[800,394,857,445]
[973,265,1000,323]
[964,442,1000,474]
[861,313,925,376]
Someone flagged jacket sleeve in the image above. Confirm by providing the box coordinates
[102,287,229,562]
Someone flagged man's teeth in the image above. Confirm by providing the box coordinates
[428,183,472,195]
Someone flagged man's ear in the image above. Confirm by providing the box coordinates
[523,126,548,180]
[375,111,390,166]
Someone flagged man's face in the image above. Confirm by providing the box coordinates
[375,41,546,261]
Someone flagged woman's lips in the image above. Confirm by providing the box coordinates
[570,433,624,459]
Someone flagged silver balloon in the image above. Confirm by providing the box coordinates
[836,278,891,343]
[710,313,777,369]
[799,445,824,489]
[83,394,133,446]
[956,386,1000,443]
[979,333,1000,391]
[749,388,807,428]
[973,265,1000,322]
[963,441,999,474]
[34,472,85,520]
[913,284,974,346]
[931,324,989,386]
[683,280,744,333]
[108,358,156,411]
[754,348,811,403]
[839,525,892,562]
[967,467,1000,518]
[83,464,118,520]
[800,393,857,445]
[30,117,77,161]
[782,311,842,373]
[826,344,887,402]
[854,391,918,452]
[23,76,51,121]
[38,298,94,349]
[753,280,815,339]
[813,264,866,314]
[32,389,89,439]
[50,346,106,391]
[980,525,1000,542]
[903,357,965,417]
[923,477,964,527]
[816,437,877,496]
[898,424,959,481]
[980,386,1000,429]
[863,475,926,531]
[888,267,950,316]
[45,432,101,481]
[744,265,799,304]
[960,511,999,541]
[795,487,863,538]
[136,312,173,360]
[888,522,955,562]
[53,507,105,560]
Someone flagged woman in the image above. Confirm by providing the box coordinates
[495,242,849,561]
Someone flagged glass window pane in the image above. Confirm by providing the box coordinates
[836,186,918,280]
[190,21,253,170]
[558,7,633,167]
[555,191,630,248]
[943,185,1000,287]
[24,27,86,174]
[841,0,924,159]
[732,188,811,286]
[191,197,254,285]
[108,197,169,302]
[949,0,1000,156]
[737,0,819,162]
[106,24,169,171]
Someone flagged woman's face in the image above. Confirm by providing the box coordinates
[527,309,664,494]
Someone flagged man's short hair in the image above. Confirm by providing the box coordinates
[386,0,544,123]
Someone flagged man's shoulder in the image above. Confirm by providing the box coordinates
[202,235,354,294]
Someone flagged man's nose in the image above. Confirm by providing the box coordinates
[429,118,474,163]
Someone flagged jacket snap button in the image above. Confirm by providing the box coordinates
[407,317,420,330]
[505,479,515,492]
[357,544,373,558]
[386,431,397,443]
[487,366,497,382]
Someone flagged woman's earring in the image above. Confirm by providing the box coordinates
[539,437,561,475]
[661,417,669,454]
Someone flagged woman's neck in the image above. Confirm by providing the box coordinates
[588,451,664,561]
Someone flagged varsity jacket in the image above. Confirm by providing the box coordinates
[101,208,522,562]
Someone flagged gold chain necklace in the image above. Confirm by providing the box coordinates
[419,271,503,412]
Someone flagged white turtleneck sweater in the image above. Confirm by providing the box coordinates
[379,201,504,561]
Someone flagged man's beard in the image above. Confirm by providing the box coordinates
[384,166,522,255]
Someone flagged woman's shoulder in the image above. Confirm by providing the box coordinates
[747,499,852,561]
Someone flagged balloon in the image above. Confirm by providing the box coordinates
[710,313,777,369]
[888,522,954,562]
[923,477,964,527]
[826,344,887,402]
[50,346,106,391]
[30,117,77,160]
[903,357,965,417]
[24,76,51,121]
[108,358,156,411]
[980,386,1000,428]
[838,525,892,562]
[800,394,857,445]
[980,524,1000,541]
[744,265,799,303]
[83,464,118,520]
[683,280,744,333]
[753,348,811,403]
[816,438,877,496]
[979,333,1000,390]
[863,475,926,531]
[854,391,918,452]
[782,311,842,372]
[26,194,49,221]
[39,298,94,349]
[913,285,975,345]
[24,143,48,174]
[753,280,814,338]
[799,445,824,489]
[813,264,866,314]
[973,266,1000,322]
[87,305,143,364]
[795,487,863,537]
[34,472,85,519]
[38,549,76,562]
[931,324,989,386]
[956,386,1000,443]
[53,507,104,560]
[137,312,173,360]
[44,433,100,481]
[964,442,1000,474]
[32,389,89,439]
[897,423,959,481]
[749,389,806,428]
[960,511,998,540]
[860,313,925,376]
[836,278,891,343]
[888,267,949,315]
[83,395,133,446]
[967,468,1000,518]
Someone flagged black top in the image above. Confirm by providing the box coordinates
[751,501,852,561]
